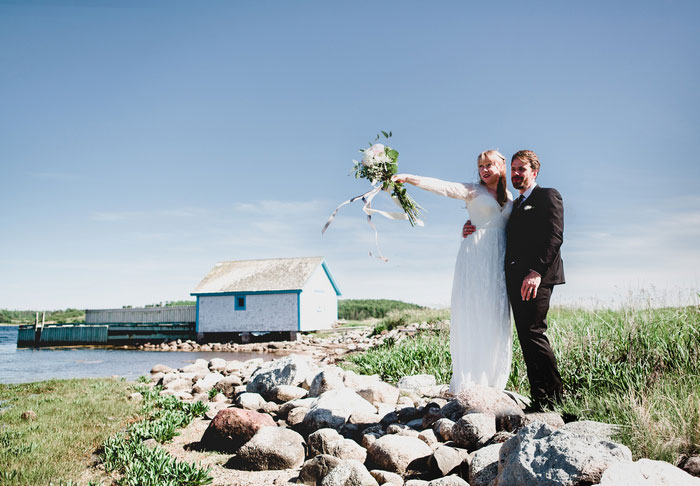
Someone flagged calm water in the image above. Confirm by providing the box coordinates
[0,326,276,384]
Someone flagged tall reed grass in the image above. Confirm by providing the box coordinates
[342,302,700,463]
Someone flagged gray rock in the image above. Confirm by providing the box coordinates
[452,412,496,451]
[426,475,468,486]
[237,426,306,470]
[236,392,267,411]
[209,358,227,372]
[469,442,501,486]
[271,384,308,402]
[429,445,465,477]
[496,421,633,486]
[309,428,367,462]
[441,385,523,428]
[299,454,344,485]
[397,375,436,393]
[279,397,318,418]
[418,429,439,448]
[287,406,310,426]
[163,378,191,392]
[387,424,420,438]
[596,458,700,485]
[303,389,377,433]
[362,425,386,449]
[309,368,347,397]
[367,434,433,476]
[214,375,243,397]
[224,360,244,375]
[433,418,455,442]
[192,372,224,394]
[404,481,429,486]
[357,381,401,406]
[321,459,379,486]
[128,392,143,402]
[559,420,621,441]
[246,354,315,399]
[680,455,700,478]
[181,359,209,373]
[522,411,565,429]
[150,364,173,374]
[370,469,404,486]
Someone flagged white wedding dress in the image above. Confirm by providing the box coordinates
[413,177,513,392]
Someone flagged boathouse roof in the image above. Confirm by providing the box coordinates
[190,257,341,295]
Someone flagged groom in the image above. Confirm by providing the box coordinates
[464,149,564,410]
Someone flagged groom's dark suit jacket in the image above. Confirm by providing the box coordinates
[505,185,565,286]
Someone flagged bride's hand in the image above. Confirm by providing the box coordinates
[392,174,410,184]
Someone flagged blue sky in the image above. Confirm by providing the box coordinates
[1,0,698,310]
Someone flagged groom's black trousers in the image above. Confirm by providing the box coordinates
[506,277,563,408]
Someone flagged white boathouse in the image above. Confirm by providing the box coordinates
[191,257,341,340]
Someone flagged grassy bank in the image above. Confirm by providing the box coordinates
[0,379,140,485]
[342,303,700,464]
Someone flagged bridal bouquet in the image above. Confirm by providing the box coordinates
[352,131,421,226]
[322,131,422,260]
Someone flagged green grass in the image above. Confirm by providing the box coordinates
[99,385,211,486]
[0,308,85,325]
[342,303,700,463]
[0,379,140,485]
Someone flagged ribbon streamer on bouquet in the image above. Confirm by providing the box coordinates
[322,184,423,262]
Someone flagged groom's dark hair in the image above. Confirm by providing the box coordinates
[512,150,540,173]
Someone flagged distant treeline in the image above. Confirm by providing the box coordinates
[0,300,197,325]
[338,299,422,320]
[2,299,411,324]
[0,308,85,325]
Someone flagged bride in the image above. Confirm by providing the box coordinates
[393,150,513,392]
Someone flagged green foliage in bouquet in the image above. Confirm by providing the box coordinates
[352,131,421,226]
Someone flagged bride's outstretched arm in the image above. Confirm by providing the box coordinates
[392,174,474,201]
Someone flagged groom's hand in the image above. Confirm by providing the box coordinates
[521,271,542,301]
[462,220,476,238]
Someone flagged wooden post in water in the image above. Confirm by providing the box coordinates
[34,312,41,346]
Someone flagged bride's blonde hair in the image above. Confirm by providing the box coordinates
[477,150,507,207]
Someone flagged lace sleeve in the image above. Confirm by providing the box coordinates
[411,176,477,201]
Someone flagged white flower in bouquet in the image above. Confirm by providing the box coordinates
[362,143,392,167]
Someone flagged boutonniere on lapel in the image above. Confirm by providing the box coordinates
[523,205,534,211]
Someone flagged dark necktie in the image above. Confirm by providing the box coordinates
[515,195,525,210]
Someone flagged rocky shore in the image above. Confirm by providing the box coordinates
[137,323,411,364]
[135,350,700,486]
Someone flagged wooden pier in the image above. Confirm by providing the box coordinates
[17,306,196,347]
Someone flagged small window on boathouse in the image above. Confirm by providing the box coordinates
[235,295,246,310]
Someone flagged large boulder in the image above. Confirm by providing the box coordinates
[201,408,275,452]
[236,426,306,470]
[209,358,227,372]
[236,392,267,411]
[451,412,496,451]
[181,359,210,373]
[299,455,344,485]
[308,428,367,462]
[213,375,243,397]
[367,434,433,476]
[441,385,523,429]
[496,421,633,486]
[303,389,377,433]
[192,372,224,394]
[272,384,308,402]
[468,442,502,486]
[370,470,403,486]
[309,368,347,397]
[595,458,700,485]
[320,460,379,486]
[427,476,468,486]
[397,374,436,393]
[559,420,621,441]
[356,380,400,406]
[429,445,466,477]
[246,354,316,399]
